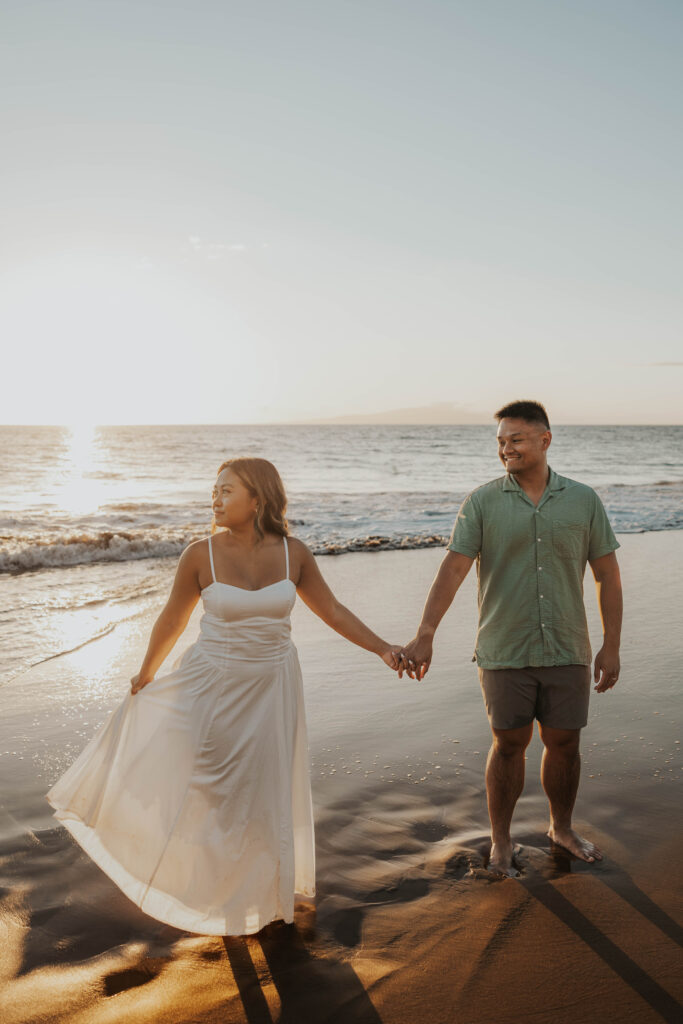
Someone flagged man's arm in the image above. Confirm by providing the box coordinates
[589,551,623,693]
[398,551,474,679]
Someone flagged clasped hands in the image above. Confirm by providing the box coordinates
[383,631,433,681]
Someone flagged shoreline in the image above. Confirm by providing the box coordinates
[1,533,681,1023]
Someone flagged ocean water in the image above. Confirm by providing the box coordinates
[1,423,682,683]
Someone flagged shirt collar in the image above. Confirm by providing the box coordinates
[503,466,566,492]
[548,467,566,491]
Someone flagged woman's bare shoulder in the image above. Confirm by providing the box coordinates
[180,537,210,569]
[285,535,312,557]
[184,536,211,553]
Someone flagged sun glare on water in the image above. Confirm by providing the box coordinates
[57,423,108,516]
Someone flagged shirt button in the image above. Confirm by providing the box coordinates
[537,537,542,542]
[540,594,544,599]
[541,623,546,627]
[538,566,543,571]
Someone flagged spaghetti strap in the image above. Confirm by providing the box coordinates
[207,536,217,584]
[283,536,290,581]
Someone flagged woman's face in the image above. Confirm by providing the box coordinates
[212,468,258,529]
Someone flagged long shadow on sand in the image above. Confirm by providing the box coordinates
[519,849,683,1024]
[224,923,383,1024]
[523,838,683,945]
[4,827,383,1023]
[0,826,185,977]
[455,831,682,1021]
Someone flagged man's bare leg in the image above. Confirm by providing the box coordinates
[485,723,533,876]
[539,724,602,863]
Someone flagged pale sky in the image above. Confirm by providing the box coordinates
[2,0,681,425]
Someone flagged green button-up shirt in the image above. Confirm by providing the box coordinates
[447,467,619,669]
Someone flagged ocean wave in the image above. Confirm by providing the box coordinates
[106,501,165,512]
[311,534,448,556]
[0,528,450,574]
[608,479,683,489]
[0,530,198,574]
[2,473,682,574]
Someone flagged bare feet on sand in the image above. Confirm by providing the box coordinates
[547,826,602,863]
[488,840,521,877]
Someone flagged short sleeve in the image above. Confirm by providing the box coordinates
[588,492,620,561]
[447,492,482,558]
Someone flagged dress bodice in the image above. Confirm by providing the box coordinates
[196,537,296,663]
[200,579,296,623]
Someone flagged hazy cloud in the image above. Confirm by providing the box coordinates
[134,256,155,271]
[188,236,247,260]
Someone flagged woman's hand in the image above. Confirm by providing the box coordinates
[396,632,434,680]
[381,645,403,670]
[130,672,154,695]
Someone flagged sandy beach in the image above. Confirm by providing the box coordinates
[1,532,681,1024]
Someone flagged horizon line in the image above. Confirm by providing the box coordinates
[2,421,682,429]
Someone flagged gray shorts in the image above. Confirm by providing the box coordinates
[478,665,591,731]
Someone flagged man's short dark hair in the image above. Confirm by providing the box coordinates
[494,400,550,430]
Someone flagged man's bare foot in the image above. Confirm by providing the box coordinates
[488,840,520,877]
[547,826,602,863]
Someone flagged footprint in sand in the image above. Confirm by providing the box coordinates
[103,963,163,997]
[364,877,431,905]
[411,821,450,843]
[324,906,365,948]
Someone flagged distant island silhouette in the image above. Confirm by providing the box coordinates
[288,403,674,426]
[298,402,492,425]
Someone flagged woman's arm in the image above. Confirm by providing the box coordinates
[293,540,400,668]
[131,543,202,694]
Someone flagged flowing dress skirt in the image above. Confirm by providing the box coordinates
[47,603,316,936]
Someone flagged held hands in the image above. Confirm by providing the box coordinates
[593,644,620,693]
[396,632,434,681]
[378,641,431,679]
[381,645,404,671]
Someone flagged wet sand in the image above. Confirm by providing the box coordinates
[1,532,681,1023]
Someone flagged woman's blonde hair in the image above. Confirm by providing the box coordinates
[212,457,289,539]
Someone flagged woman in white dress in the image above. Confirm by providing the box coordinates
[47,457,400,936]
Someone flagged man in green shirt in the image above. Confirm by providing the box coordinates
[398,400,623,876]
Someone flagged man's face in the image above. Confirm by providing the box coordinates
[496,418,551,474]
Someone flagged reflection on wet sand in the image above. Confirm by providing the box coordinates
[0,808,681,1024]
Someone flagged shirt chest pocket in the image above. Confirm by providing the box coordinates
[552,522,587,562]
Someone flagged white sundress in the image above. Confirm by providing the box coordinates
[47,535,316,935]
